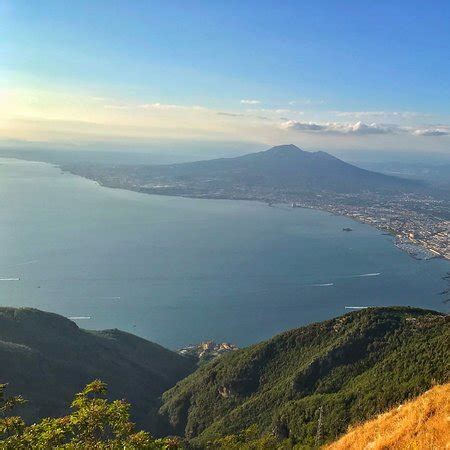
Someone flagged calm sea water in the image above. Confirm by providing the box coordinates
[1,158,449,348]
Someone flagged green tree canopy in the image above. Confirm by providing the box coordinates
[0,380,182,449]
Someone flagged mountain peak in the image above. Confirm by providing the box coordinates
[262,145,334,160]
[266,144,304,154]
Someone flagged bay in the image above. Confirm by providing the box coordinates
[1,157,448,348]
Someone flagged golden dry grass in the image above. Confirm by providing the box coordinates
[325,383,450,450]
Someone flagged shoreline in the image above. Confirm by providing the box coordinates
[80,175,447,262]
[76,173,447,262]
[1,156,448,262]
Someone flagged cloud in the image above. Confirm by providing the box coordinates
[241,99,260,105]
[217,112,244,117]
[281,120,450,137]
[413,128,450,136]
[349,122,393,135]
[281,120,395,135]
[282,121,326,132]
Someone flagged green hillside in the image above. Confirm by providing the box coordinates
[0,307,196,434]
[159,307,449,447]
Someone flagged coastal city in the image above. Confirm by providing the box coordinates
[290,192,450,261]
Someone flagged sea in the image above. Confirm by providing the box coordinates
[1,157,448,348]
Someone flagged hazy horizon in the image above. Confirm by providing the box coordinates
[2,1,449,156]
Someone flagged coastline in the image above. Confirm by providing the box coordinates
[1,155,447,262]
[61,167,447,263]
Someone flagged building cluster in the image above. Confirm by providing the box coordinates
[310,193,449,260]
[178,341,238,363]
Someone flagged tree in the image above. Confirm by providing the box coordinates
[0,380,182,449]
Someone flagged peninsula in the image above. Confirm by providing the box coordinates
[63,145,450,260]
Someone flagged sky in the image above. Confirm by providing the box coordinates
[1,0,450,156]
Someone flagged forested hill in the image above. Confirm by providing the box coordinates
[0,307,196,433]
[1,306,448,447]
[159,307,449,447]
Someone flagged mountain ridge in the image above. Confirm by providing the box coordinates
[1,305,447,447]
[158,306,449,446]
[0,307,196,433]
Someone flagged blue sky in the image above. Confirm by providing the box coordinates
[2,0,450,154]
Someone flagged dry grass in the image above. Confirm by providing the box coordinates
[325,383,450,450]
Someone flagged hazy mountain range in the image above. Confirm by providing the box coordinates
[63,144,422,200]
[140,144,418,192]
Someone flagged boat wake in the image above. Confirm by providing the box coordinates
[0,278,20,281]
[350,272,381,278]
[68,316,91,320]
[312,283,334,287]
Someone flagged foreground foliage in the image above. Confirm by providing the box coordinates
[0,380,182,449]
[0,307,196,432]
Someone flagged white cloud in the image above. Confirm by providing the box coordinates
[281,121,325,132]
[413,128,450,137]
[281,120,395,135]
[281,120,450,137]
[241,99,261,105]
[217,112,244,117]
[349,122,393,135]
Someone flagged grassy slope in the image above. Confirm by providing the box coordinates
[159,307,449,446]
[326,383,450,450]
[0,307,196,433]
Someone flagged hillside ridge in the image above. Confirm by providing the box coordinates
[159,306,449,446]
[1,306,447,446]
[0,307,196,433]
